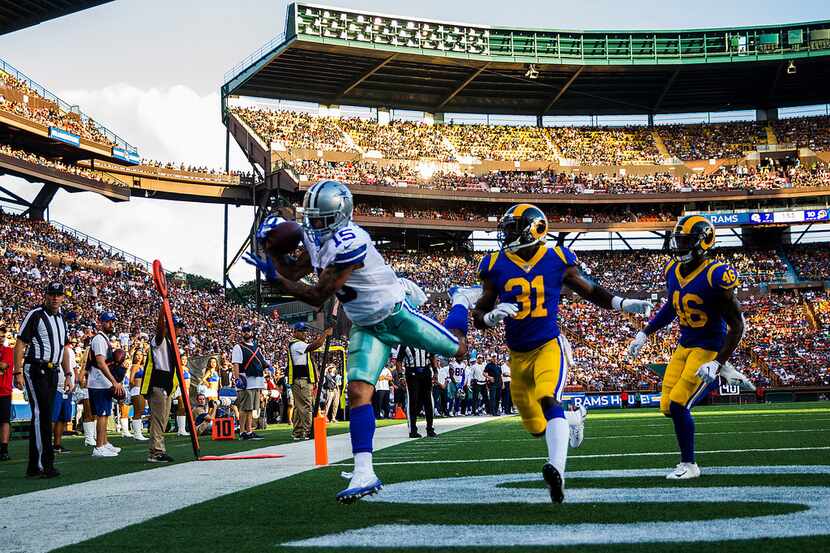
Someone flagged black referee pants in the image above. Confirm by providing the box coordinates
[405,370,434,434]
[23,363,57,474]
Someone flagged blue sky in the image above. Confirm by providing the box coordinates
[1,0,829,281]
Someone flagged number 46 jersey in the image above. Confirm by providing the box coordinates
[663,258,741,351]
[303,222,404,328]
[478,245,578,353]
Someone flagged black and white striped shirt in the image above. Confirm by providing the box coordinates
[19,305,68,365]
[399,345,432,372]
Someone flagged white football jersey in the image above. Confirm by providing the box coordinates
[304,223,404,327]
[448,360,468,386]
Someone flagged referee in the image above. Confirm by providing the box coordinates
[396,344,437,439]
[13,282,72,478]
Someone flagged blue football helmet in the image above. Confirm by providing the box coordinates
[256,214,285,242]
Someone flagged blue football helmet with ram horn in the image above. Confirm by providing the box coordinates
[256,214,285,241]
[302,180,353,243]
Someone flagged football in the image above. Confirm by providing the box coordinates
[263,220,303,256]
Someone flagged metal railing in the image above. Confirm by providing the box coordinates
[47,219,153,271]
[0,57,137,151]
[292,3,830,64]
[223,33,286,85]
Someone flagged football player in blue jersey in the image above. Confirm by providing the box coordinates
[472,203,654,503]
[244,180,484,504]
[627,214,750,480]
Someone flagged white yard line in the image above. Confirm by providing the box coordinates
[401,427,828,445]
[334,445,830,466]
[0,417,488,553]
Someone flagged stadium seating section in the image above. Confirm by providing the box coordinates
[234,107,830,164]
[1,71,112,145]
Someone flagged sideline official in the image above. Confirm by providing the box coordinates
[140,309,184,463]
[286,323,329,441]
[13,282,72,478]
[397,344,437,438]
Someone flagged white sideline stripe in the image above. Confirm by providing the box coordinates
[404,428,828,444]
[334,446,830,466]
[0,417,489,553]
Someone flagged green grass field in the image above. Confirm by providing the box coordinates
[19,402,830,552]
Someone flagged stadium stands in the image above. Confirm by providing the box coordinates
[235,106,830,167]
[773,115,830,151]
[1,71,113,145]
[292,159,827,195]
[657,121,768,160]
[0,144,121,186]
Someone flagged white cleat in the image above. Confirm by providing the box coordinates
[104,442,122,454]
[84,436,96,447]
[567,405,588,448]
[666,462,701,480]
[449,285,483,309]
[719,362,756,392]
[336,471,383,504]
[92,446,118,458]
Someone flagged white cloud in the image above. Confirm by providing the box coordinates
[0,83,259,284]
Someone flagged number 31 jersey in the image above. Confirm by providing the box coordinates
[478,245,577,353]
[304,222,404,328]
[664,258,741,351]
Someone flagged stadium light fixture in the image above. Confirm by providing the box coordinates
[525,64,540,79]
[787,60,796,74]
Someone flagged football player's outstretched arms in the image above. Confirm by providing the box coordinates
[273,250,314,282]
[270,262,358,307]
[562,265,653,315]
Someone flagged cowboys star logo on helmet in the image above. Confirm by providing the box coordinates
[302,179,354,244]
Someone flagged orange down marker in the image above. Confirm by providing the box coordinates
[314,413,328,465]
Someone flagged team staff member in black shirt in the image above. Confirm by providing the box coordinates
[13,282,72,478]
[396,344,437,439]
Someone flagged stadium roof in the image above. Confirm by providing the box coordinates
[222,3,830,116]
[0,1,113,35]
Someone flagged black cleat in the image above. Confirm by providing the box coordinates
[409,431,422,439]
[40,467,60,479]
[426,430,438,438]
[0,452,10,461]
[542,463,564,504]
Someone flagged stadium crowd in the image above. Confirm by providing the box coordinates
[656,121,768,160]
[233,106,830,166]
[292,158,829,195]
[0,144,122,187]
[0,73,111,144]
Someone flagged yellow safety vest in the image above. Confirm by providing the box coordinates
[287,340,315,384]
[140,337,180,396]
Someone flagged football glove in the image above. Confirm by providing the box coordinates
[626,331,648,360]
[696,360,720,385]
[617,298,654,316]
[720,362,756,392]
[399,277,427,308]
[483,303,519,327]
[242,252,281,283]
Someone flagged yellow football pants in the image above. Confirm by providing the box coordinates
[660,345,718,415]
[509,336,568,435]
